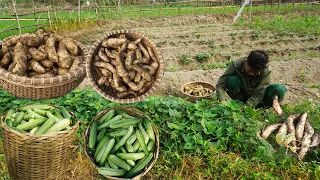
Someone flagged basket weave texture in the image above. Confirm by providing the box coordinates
[1,109,79,180]
[86,29,165,104]
[84,106,160,180]
[0,34,88,100]
[181,81,216,102]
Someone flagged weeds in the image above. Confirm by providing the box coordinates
[179,54,193,64]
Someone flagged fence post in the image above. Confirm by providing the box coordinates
[139,0,142,19]
[78,0,81,23]
[47,6,52,27]
[178,1,181,16]
[53,7,58,22]
[33,1,39,28]
[12,0,22,34]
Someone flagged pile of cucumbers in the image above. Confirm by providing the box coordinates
[4,104,73,135]
[87,109,156,178]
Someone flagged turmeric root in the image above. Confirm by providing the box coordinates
[98,47,110,62]
[127,79,147,91]
[94,62,117,74]
[115,54,128,77]
[138,43,150,60]
[127,43,137,51]
[116,90,137,98]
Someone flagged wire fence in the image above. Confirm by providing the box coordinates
[0,0,319,38]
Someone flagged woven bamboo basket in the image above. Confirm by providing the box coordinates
[86,29,165,104]
[84,106,160,180]
[181,81,216,102]
[0,34,87,100]
[0,106,79,180]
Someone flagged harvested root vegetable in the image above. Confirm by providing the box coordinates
[40,59,54,68]
[28,59,46,74]
[272,95,283,116]
[0,52,13,69]
[62,38,79,56]
[12,42,28,76]
[21,34,42,47]
[310,133,320,147]
[261,123,282,139]
[116,90,137,98]
[57,68,69,75]
[92,33,160,99]
[46,36,59,63]
[29,47,47,61]
[33,72,54,78]
[183,84,213,97]
[298,121,314,160]
[286,114,299,151]
[277,122,288,135]
[57,43,74,69]
[101,38,127,48]
[296,112,308,142]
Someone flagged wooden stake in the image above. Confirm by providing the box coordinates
[47,6,51,27]
[12,0,21,34]
[78,0,81,23]
[33,1,39,28]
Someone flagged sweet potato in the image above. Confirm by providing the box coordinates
[310,133,320,147]
[296,112,308,142]
[0,52,13,69]
[129,65,152,82]
[94,62,117,74]
[115,54,128,77]
[133,38,141,45]
[69,56,83,72]
[272,95,283,116]
[125,51,135,68]
[40,59,54,68]
[147,46,157,61]
[3,36,22,47]
[1,45,9,58]
[12,42,28,75]
[27,71,40,77]
[38,45,47,53]
[298,121,314,160]
[261,123,282,139]
[29,47,47,60]
[133,57,149,65]
[116,90,137,98]
[138,43,150,60]
[287,114,299,150]
[28,59,46,74]
[46,36,59,63]
[21,34,42,47]
[105,48,117,59]
[98,47,110,62]
[277,122,288,135]
[127,43,137,51]
[101,38,127,48]
[61,38,79,55]
[98,76,107,86]
[7,62,16,72]
[57,42,74,68]
[57,68,69,75]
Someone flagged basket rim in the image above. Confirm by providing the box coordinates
[85,29,165,104]
[0,34,87,87]
[83,106,160,180]
[181,81,216,98]
[0,105,79,138]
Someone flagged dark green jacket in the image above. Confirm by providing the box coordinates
[215,58,271,107]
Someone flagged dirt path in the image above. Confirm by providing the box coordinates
[66,13,320,105]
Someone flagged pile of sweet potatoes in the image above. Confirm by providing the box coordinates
[92,33,159,99]
[258,96,319,160]
[0,29,84,78]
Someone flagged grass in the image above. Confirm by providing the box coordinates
[1,3,319,39]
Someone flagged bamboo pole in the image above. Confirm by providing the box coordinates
[12,0,22,34]
[249,0,253,28]
[33,1,39,28]
[178,1,181,16]
[53,7,58,22]
[78,0,81,23]
[47,6,51,27]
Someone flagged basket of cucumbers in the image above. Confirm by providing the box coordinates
[0,103,79,180]
[84,106,159,180]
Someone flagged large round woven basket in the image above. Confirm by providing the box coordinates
[86,29,165,104]
[181,81,216,102]
[84,106,160,180]
[0,107,79,180]
[0,34,87,100]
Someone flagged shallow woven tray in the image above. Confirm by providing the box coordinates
[0,106,79,180]
[84,106,160,180]
[86,29,165,104]
[181,81,216,102]
[0,34,88,100]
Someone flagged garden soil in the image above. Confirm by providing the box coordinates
[57,13,320,179]
[64,13,320,105]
